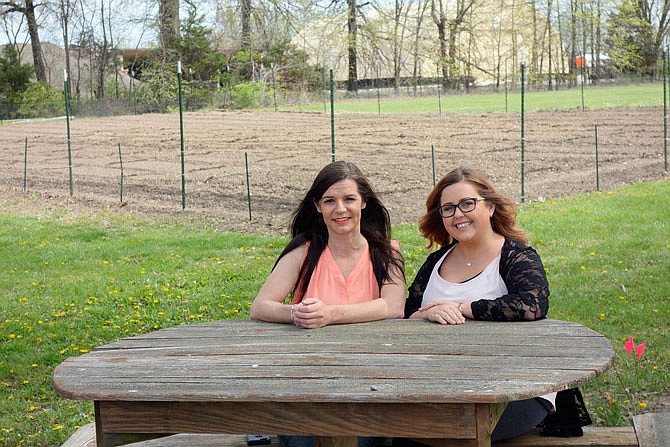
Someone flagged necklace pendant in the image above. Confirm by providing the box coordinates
[466,262,473,267]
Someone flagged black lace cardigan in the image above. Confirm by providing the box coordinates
[405,237,592,433]
[405,237,550,320]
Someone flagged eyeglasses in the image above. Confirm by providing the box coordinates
[437,197,487,218]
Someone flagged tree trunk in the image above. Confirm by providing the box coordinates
[24,0,46,82]
[347,0,358,94]
[241,0,251,50]
[431,0,448,88]
[546,0,553,90]
[158,0,179,61]
[411,1,429,95]
[96,1,109,100]
[59,0,72,100]
[570,0,577,86]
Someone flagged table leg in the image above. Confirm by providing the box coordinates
[474,402,507,447]
[315,436,357,447]
[94,401,173,447]
[405,402,507,447]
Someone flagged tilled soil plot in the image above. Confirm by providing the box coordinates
[1,108,667,233]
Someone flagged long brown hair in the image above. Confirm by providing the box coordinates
[276,160,404,301]
[419,167,528,249]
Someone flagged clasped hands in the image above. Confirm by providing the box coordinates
[419,300,466,325]
[291,297,333,329]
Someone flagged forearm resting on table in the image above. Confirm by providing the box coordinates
[323,297,404,324]
[249,300,292,323]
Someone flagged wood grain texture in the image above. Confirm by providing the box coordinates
[52,319,615,447]
[633,412,670,447]
[53,319,614,404]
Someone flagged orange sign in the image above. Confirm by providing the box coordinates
[575,56,585,68]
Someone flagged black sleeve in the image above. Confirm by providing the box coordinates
[471,241,550,321]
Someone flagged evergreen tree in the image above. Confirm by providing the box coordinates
[0,44,34,117]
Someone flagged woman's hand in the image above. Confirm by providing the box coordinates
[292,297,334,328]
[417,301,466,325]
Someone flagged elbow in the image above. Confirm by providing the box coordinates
[523,297,549,321]
[248,304,260,321]
[388,301,406,320]
[390,309,405,320]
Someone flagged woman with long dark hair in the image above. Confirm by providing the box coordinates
[250,160,405,328]
[250,160,405,447]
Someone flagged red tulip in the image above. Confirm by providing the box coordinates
[624,337,635,355]
[635,343,646,361]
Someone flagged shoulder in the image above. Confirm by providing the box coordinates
[281,242,309,265]
[502,237,540,254]
[500,238,543,268]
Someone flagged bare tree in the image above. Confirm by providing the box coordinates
[0,0,46,81]
[96,0,111,99]
[411,0,429,93]
[431,0,476,89]
[346,0,358,93]
[389,0,412,91]
[241,0,250,49]
[159,0,179,60]
[639,0,670,76]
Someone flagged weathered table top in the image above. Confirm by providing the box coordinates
[52,319,614,447]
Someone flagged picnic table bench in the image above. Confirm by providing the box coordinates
[54,319,618,447]
[62,413,670,447]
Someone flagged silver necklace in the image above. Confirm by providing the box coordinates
[460,246,485,268]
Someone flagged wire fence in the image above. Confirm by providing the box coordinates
[2,105,668,234]
[1,70,666,122]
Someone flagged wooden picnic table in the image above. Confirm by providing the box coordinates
[52,318,614,447]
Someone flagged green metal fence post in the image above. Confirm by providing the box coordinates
[178,61,186,210]
[64,70,73,196]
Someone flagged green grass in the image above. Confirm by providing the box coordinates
[290,82,665,114]
[1,180,668,446]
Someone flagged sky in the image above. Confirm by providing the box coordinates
[1,0,166,48]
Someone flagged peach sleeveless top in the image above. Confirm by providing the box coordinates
[292,241,399,305]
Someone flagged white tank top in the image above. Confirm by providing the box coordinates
[422,247,508,306]
[420,245,557,409]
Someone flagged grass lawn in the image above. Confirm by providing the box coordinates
[1,179,668,446]
[289,82,666,114]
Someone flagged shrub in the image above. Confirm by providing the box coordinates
[231,82,262,109]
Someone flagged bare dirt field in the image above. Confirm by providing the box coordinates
[2,107,668,234]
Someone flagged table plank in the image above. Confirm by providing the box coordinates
[53,319,613,404]
[52,319,615,447]
[96,401,481,438]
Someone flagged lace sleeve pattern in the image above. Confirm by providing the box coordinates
[471,239,550,321]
